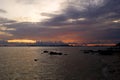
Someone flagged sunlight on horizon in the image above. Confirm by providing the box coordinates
[7,39,36,43]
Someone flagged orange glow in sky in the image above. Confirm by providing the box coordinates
[62,39,77,43]
[7,39,36,43]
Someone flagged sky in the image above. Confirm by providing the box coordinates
[0,0,120,43]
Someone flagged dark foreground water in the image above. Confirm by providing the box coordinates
[0,47,107,80]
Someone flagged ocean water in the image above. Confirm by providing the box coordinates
[0,47,107,80]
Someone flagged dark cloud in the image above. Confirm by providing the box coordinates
[84,0,120,20]
[4,21,83,42]
[1,0,120,43]
[103,28,120,40]
[0,17,16,24]
[0,17,17,40]
[38,0,120,40]
[82,28,120,40]
[0,9,7,13]
[43,0,120,24]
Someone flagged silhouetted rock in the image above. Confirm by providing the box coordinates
[116,43,120,47]
[49,51,63,55]
[43,50,49,53]
[34,59,38,61]
[42,50,65,55]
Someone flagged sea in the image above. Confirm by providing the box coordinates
[0,47,108,80]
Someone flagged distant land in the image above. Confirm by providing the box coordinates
[0,40,116,47]
[0,40,70,47]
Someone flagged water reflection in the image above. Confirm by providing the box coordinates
[0,47,104,80]
[0,47,40,80]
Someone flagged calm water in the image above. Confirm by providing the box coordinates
[0,47,106,80]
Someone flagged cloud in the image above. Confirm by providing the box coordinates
[0,17,16,25]
[3,22,83,41]
[39,0,120,42]
[42,0,120,26]
[0,9,7,13]
[16,0,37,4]
[83,28,120,41]
[0,17,17,39]
[0,0,120,43]
[0,26,16,31]
[41,0,107,26]
[0,30,13,40]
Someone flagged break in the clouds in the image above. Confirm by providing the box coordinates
[0,0,120,43]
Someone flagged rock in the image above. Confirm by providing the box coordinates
[49,51,63,55]
[34,59,38,61]
[116,43,120,47]
[43,50,49,53]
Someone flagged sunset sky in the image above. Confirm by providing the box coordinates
[0,0,120,43]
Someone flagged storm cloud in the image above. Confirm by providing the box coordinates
[0,0,120,43]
